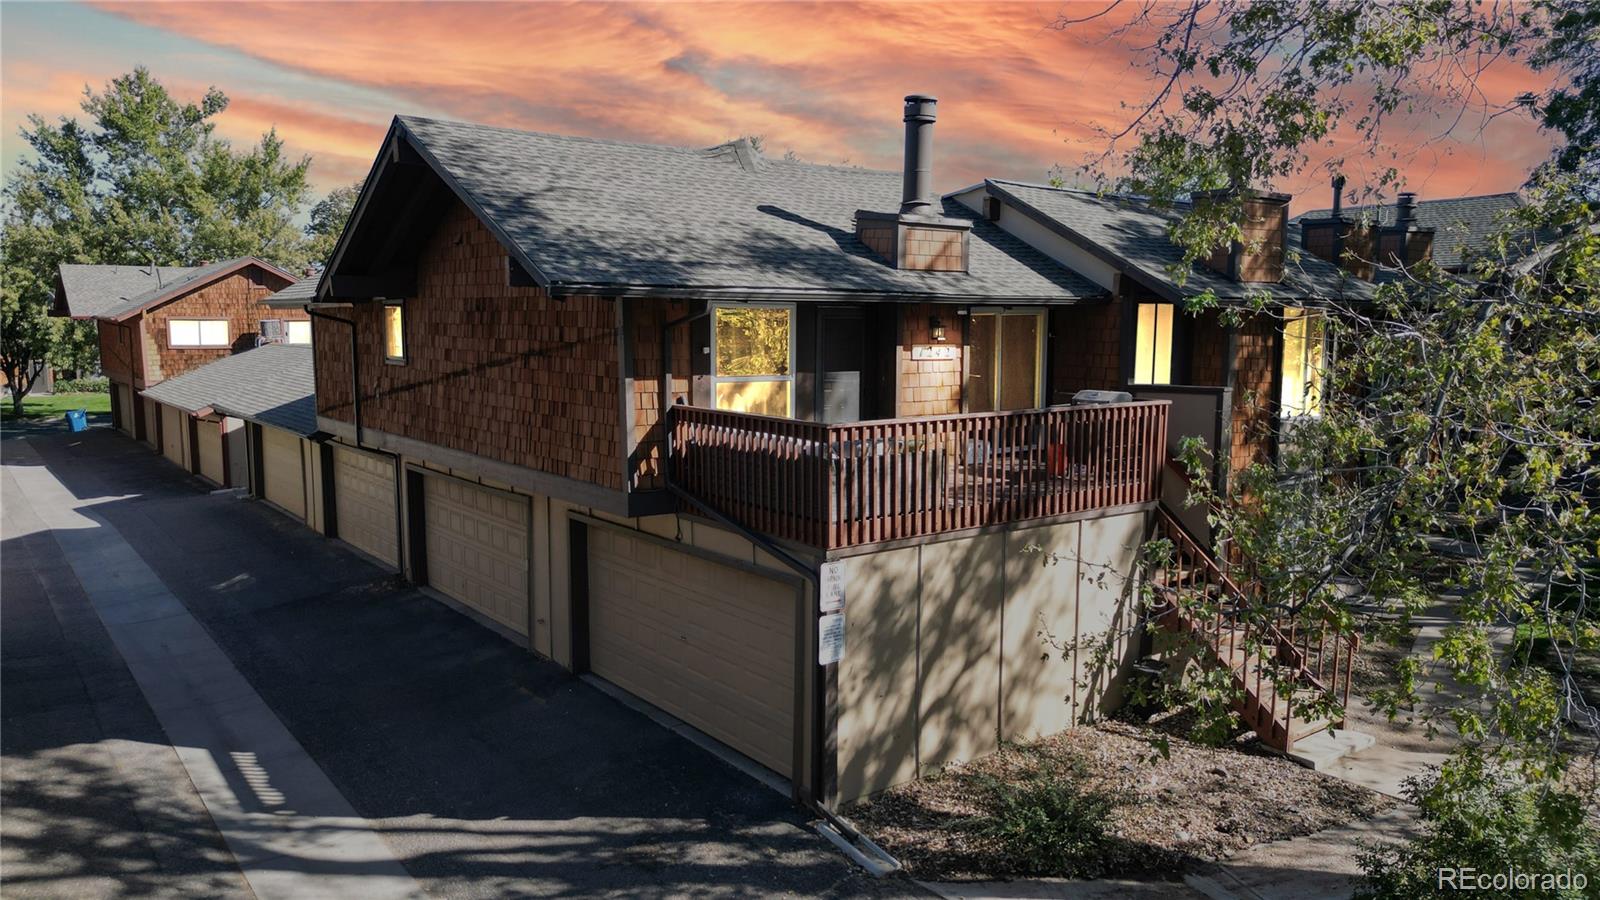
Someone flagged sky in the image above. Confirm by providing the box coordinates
[0,1,1561,215]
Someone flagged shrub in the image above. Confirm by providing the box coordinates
[962,762,1116,877]
[1356,751,1600,899]
[53,377,109,394]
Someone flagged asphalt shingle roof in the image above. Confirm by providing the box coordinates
[56,264,198,319]
[394,116,1103,302]
[1291,193,1523,270]
[984,180,1375,304]
[263,275,320,308]
[140,344,315,435]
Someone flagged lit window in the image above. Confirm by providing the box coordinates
[169,319,229,348]
[1132,303,1174,384]
[712,304,793,417]
[1280,307,1326,417]
[384,303,406,362]
[285,320,312,345]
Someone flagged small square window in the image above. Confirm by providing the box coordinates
[285,320,312,345]
[384,303,406,362]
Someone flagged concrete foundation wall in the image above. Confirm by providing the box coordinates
[834,508,1149,802]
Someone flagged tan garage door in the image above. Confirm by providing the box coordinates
[423,475,529,635]
[261,426,306,520]
[196,418,225,485]
[587,527,796,776]
[115,384,134,436]
[141,398,158,448]
[161,405,185,467]
[333,445,398,567]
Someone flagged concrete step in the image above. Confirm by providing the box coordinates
[1286,728,1376,771]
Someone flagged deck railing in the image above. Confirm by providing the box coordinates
[668,400,1169,550]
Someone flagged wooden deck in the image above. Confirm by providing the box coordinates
[668,400,1169,551]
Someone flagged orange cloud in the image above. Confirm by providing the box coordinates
[62,2,1563,206]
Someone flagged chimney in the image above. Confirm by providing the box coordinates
[900,95,938,217]
[1396,192,1417,226]
[1331,175,1346,217]
[1380,191,1432,269]
[1193,188,1290,283]
[855,94,971,272]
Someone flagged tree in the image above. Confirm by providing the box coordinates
[1,67,319,412]
[1052,0,1598,883]
[304,179,363,267]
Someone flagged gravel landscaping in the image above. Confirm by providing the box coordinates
[844,714,1394,881]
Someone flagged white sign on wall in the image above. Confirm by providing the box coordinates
[911,344,959,361]
[818,613,845,666]
[819,561,846,613]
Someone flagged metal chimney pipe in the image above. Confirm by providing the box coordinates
[1331,175,1346,216]
[900,95,938,217]
[1396,192,1417,227]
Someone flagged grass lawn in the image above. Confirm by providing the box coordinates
[2,392,112,422]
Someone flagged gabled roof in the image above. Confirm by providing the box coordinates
[139,343,315,435]
[979,180,1375,304]
[324,116,1104,304]
[1292,193,1523,270]
[262,274,320,309]
[55,264,198,319]
[55,257,296,321]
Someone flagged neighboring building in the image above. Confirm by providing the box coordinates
[139,343,328,533]
[280,99,1370,806]
[52,258,303,444]
[1294,188,1525,275]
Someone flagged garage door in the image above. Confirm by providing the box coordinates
[423,475,529,634]
[333,445,398,566]
[141,397,158,448]
[114,383,134,436]
[261,426,306,520]
[587,527,796,776]
[161,405,185,467]
[196,418,225,485]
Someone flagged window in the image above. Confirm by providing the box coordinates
[965,309,1044,412]
[1280,307,1326,417]
[712,303,793,417]
[384,303,406,362]
[285,320,312,345]
[168,319,229,348]
[1132,303,1175,384]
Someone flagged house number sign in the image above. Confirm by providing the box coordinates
[818,613,845,666]
[911,344,959,361]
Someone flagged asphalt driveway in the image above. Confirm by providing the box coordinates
[2,425,916,898]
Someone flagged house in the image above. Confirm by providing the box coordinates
[1294,187,1525,275]
[52,257,304,445]
[283,97,1371,806]
[138,343,328,532]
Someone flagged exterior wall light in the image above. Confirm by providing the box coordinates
[930,315,947,342]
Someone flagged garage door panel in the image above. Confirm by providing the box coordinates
[262,427,306,519]
[423,475,528,636]
[197,420,225,485]
[161,406,184,466]
[588,527,795,776]
[333,446,398,566]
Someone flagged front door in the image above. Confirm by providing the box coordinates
[965,310,1044,412]
[817,308,866,423]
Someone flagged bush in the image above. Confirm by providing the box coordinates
[53,377,109,394]
[1356,751,1600,899]
[962,762,1116,877]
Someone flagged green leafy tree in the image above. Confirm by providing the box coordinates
[1,67,319,412]
[1052,0,1599,885]
[305,179,363,267]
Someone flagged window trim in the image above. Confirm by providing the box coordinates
[167,318,230,349]
[382,300,407,365]
[964,307,1046,412]
[709,301,796,418]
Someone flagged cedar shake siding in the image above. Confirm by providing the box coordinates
[897,303,962,417]
[1049,302,1122,395]
[97,320,138,384]
[313,201,625,492]
[142,269,302,384]
[1229,314,1278,474]
[1190,309,1228,387]
[627,299,693,492]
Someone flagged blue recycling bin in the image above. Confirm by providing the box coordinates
[65,408,88,432]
